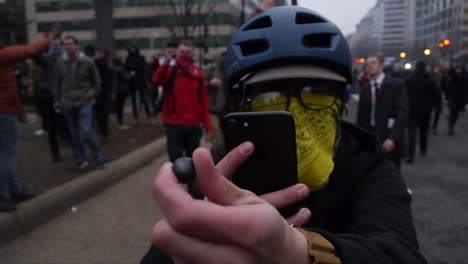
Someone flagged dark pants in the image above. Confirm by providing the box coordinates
[165,125,202,162]
[448,105,461,132]
[95,96,110,139]
[35,97,48,131]
[408,111,431,159]
[115,89,128,125]
[129,81,152,119]
[432,101,442,131]
[36,96,65,158]
[166,124,203,198]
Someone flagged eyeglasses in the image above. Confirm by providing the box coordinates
[240,78,342,112]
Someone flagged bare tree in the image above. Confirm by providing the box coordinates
[160,0,218,42]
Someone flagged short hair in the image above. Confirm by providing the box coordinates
[166,41,177,48]
[367,55,384,65]
[64,35,79,45]
[179,40,193,47]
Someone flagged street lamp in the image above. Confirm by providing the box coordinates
[400,52,406,59]
[404,63,412,70]
[424,48,431,56]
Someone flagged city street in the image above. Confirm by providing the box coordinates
[0,100,467,263]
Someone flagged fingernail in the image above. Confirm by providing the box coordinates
[239,141,254,154]
[300,208,311,219]
[296,184,309,198]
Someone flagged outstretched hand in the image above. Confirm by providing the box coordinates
[151,142,311,264]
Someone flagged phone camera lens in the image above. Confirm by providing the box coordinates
[226,119,238,129]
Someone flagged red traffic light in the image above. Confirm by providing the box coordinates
[443,39,451,46]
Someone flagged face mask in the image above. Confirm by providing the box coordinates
[288,96,341,191]
[245,91,341,191]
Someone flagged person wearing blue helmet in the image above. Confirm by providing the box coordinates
[141,6,427,264]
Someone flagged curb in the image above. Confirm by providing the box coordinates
[0,136,167,246]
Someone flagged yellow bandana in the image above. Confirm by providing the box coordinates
[250,94,341,191]
[289,96,341,191]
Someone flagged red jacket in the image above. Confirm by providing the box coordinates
[152,55,212,133]
[0,39,50,118]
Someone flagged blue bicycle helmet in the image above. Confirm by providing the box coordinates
[224,6,352,112]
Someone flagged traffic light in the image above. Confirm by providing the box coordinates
[203,23,209,37]
[400,52,406,58]
[443,39,451,46]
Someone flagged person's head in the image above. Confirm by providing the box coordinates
[51,24,63,39]
[224,6,352,191]
[128,47,139,56]
[84,45,95,58]
[97,48,109,59]
[113,56,123,66]
[178,40,194,58]
[63,35,79,57]
[365,55,384,79]
[455,65,465,75]
[165,41,178,58]
[261,0,277,10]
[415,61,426,74]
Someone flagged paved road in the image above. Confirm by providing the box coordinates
[0,100,467,263]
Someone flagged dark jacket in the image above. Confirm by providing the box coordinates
[95,57,113,99]
[445,73,467,111]
[112,57,130,94]
[356,75,408,156]
[140,121,427,264]
[405,70,438,114]
[125,47,147,88]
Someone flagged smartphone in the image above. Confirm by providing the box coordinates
[222,111,299,215]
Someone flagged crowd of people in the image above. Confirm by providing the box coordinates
[0,23,226,211]
[355,57,467,165]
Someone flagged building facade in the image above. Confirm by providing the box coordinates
[350,0,416,60]
[25,0,262,59]
[0,0,27,46]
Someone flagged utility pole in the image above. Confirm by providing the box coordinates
[240,0,246,26]
[291,0,298,5]
[94,0,115,57]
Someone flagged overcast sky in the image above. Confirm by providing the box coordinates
[298,0,377,36]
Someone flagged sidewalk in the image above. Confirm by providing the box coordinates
[0,111,166,246]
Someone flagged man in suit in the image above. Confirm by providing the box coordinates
[356,55,408,167]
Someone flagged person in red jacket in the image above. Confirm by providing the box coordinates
[152,40,212,165]
[0,37,50,212]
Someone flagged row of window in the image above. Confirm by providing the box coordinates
[35,0,232,12]
[37,13,238,32]
[75,35,232,50]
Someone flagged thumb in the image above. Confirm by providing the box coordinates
[192,148,264,207]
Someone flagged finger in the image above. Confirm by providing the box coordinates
[216,141,254,180]
[286,208,312,227]
[260,184,309,209]
[151,220,250,264]
[152,162,195,217]
[193,147,262,206]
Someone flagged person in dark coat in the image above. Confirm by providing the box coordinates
[431,65,447,134]
[141,6,426,264]
[94,48,113,143]
[405,61,439,164]
[111,56,131,130]
[124,47,154,125]
[356,55,408,168]
[445,65,467,135]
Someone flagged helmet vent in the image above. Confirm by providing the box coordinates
[239,39,270,56]
[302,34,335,48]
[296,12,326,24]
[243,16,273,31]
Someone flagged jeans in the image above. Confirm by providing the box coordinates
[63,104,104,166]
[0,113,24,199]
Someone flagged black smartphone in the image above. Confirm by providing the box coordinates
[222,111,299,216]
